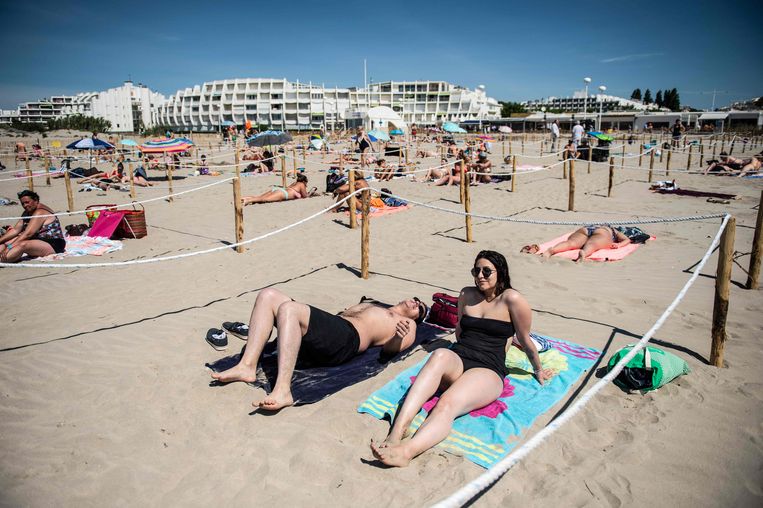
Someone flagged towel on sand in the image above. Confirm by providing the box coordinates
[206,320,449,406]
[34,235,122,261]
[538,232,652,261]
[359,334,600,468]
[346,204,411,218]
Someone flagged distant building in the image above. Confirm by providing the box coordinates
[725,97,763,111]
[155,78,500,132]
[523,91,660,113]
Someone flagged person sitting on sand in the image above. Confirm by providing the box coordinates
[562,139,580,160]
[370,250,554,467]
[0,190,66,263]
[736,153,763,177]
[521,224,630,262]
[469,153,493,184]
[331,170,369,212]
[435,152,468,187]
[374,159,395,181]
[210,288,428,411]
[242,174,316,205]
[416,149,437,159]
[419,158,450,182]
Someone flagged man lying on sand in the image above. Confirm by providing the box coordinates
[211,288,428,411]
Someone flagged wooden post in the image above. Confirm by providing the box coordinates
[501,140,505,160]
[568,158,575,211]
[508,138,512,158]
[292,147,297,174]
[348,168,357,229]
[44,156,51,186]
[64,170,74,212]
[648,148,655,182]
[620,144,626,169]
[666,149,671,177]
[459,160,466,204]
[720,135,725,153]
[607,156,614,197]
[511,155,516,193]
[659,144,664,163]
[587,142,592,174]
[562,158,567,179]
[712,141,717,161]
[539,141,543,157]
[638,146,643,167]
[521,136,525,154]
[686,144,693,171]
[25,157,33,191]
[746,191,763,290]
[234,147,240,176]
[128,161,136,198]
[728,137,735,156]
[232,177,244,253]
[699,143,705,168]
[361,188,370,279]
[464,171,473,243]
[167,166,174,202]
[280,155,287,188]
[710,216,736,367]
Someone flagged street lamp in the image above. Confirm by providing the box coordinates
[597,85,607,131]
[583,77,591,122]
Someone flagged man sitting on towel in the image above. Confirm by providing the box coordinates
[211,288,428,411]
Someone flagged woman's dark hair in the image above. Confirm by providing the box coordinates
[296,173,308,183]
[17,190,40,201]
[474,250,512,295]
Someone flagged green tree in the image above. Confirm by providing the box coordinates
[668,88,681,111]
[643,89,653,104]
[499,101,527,117]
[630,88,642,101]
[655,90,663,108]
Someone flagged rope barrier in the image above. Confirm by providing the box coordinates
[0,177,235,221]
[0,188,365,268]
[432,213,731,508]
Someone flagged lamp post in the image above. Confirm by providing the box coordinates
[597,85,607,131]
[583,77,591,125]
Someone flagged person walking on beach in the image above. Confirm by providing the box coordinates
[671,119,685,148]
[550,120,560,151]
[210,288,428,411]
[571,121,585,150]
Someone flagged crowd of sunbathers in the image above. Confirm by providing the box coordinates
[703,151,762,177]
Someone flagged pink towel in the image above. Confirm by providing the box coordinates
[538,232,653,262]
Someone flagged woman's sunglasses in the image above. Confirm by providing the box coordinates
[471,267,494,278]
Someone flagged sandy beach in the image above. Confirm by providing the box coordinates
[0,132,761,507]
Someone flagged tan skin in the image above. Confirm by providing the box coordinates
[331,171,369,212]
[542,225,630,262]
[0,197,60,263]
[210,288,421,411]
[242,178,313,205]
[371,257,555,467]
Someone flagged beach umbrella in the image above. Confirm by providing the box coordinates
[499,126,512,133]
[477,135,495,141]
[120,139,138,146]
[390,129,404,136]
[66,138,115,150]
[588,131,614,142]
[139,137,194,154]
[247,130,293,147]
[221,120,236,127]
[442,122,467,134]
[368,129,390,142]
[310,134,322,140]
[310,138,324,150]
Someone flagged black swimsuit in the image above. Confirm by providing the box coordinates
[450,315,514,380]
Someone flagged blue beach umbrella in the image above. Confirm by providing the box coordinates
[368,129,390,142]
[442,122,467,134]
[390,129,404,136]
[247,130,293,147]
[66,138,115,150]
[120,139,138,146]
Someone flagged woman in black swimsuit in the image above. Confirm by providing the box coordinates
[357,127,374,168]
[0,190,66,263]
[371,250,554,467]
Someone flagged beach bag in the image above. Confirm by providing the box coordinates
[607,344,690,392]
[114,204,147,239]
[428,292,459,329]
[615,226,651,244]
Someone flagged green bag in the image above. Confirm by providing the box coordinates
[607,344,690,392]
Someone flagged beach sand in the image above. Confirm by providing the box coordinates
[0,133,761,506]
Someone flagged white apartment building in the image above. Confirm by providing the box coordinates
[5,81,165,132]
[155,78,501,132]
[523,92,658,113]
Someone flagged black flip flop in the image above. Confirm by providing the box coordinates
[222,321,249,340]
[205,328,228,351]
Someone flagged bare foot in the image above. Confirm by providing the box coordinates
[542,250,552,260]
[574,250,586,263]
[210,363,258,383]
[254,391,294,411]
[370,440,411,467]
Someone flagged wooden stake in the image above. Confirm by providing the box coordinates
[607,156,614,197]
[648,148,655,183]
[686,144,693,171]
[44,156,51,186]
[562,158,567,179]
[361,188,370,279]
[280,154,287,188]
[511,155,516,193]
[620,144,626,169]
[128,161,136,199]
[665,149,671,177]
[167,166,174,202]
[464,171,473,243]
[587,142,592,174]
[232,177,244,253]
[568,158,575,211]
[699,143,705,167]
[235,147,241,177]
[292,147,297,174]
[64,170,74,212]
[348,168,357,229]
[638,146,643,167]
[710,216,736,367]
[459,160,466,204]
[501,140,505,160]
[746,191,763,290]
[25,157,33,191]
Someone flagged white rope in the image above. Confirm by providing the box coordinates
[0,177,234,221]
[0,189,365,268]
[432,213,731,508]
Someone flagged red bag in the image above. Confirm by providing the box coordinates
[428,292,459,329]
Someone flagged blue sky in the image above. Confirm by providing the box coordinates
[1,0,760,110]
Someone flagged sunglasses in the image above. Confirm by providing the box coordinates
[471,266,495,278]
[413,297,426,321]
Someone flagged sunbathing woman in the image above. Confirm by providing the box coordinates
[0,190,66,262]
[434,152,468,186]
[418,158,450,182]
[242,174,316,205]
[535,224,630,262]
[370,250,554,467]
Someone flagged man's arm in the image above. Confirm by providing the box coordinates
[381,318,417,358]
